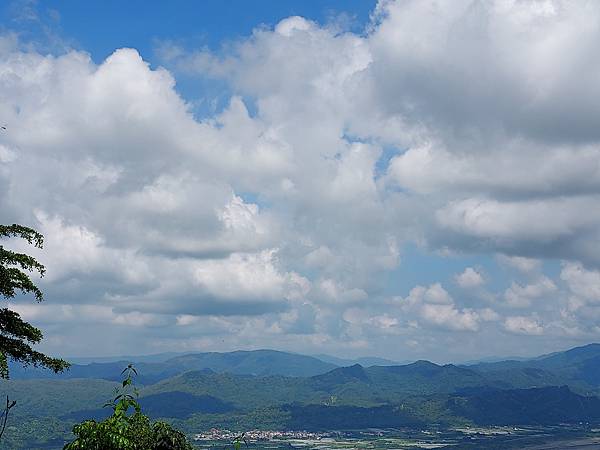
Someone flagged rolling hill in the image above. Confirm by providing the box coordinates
[6,343,600,449]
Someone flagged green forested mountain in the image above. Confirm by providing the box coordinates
[467,343,600,393]
[447,385,600,425]
[8,349,338,383]
[163,350,338,377]
[5,344,600,448]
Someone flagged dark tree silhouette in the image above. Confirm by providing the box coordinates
[0,224,70,377]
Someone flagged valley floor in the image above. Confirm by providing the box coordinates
[191,425,600,449]
[5,424,600,449]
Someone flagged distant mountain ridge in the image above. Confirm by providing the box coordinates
[68,352,185,365]
[312,354,404,367]
[8,349,339,382]
[466,342,600,392]
[11,343,600,387]
[6,349,407,382]
[7,342,600,444]
[65,351,402,372]
[12,343,600,393]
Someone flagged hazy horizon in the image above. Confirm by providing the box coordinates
[33,339,600,367]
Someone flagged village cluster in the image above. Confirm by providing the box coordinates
[194,429,329,442]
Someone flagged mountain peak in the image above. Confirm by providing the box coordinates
[312,363,369,384]
[412,360,440,367]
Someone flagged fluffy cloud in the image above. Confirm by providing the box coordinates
[370,1,600,266]
[0,35,398,356]
[504,276,557,309]
[169,0,600,268]
[369,0,600,142]
[4,0,600,359]
[504,316,544,336]
[497,255,542,274]
[561,263,600,303]
[559,263,600,331]
[455,267,485,289]
[400,284,498,332]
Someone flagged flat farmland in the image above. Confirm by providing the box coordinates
[192,426,600,449]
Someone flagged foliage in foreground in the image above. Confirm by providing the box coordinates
[64,365,193,450]
[0,224,70,443]
[0,224,70,379]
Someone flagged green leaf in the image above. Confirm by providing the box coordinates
[0,224,69,380]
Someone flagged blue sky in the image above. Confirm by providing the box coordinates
[1,0,599,362]
[0,1,375,60]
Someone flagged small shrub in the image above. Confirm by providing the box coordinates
[63,365,193,450]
